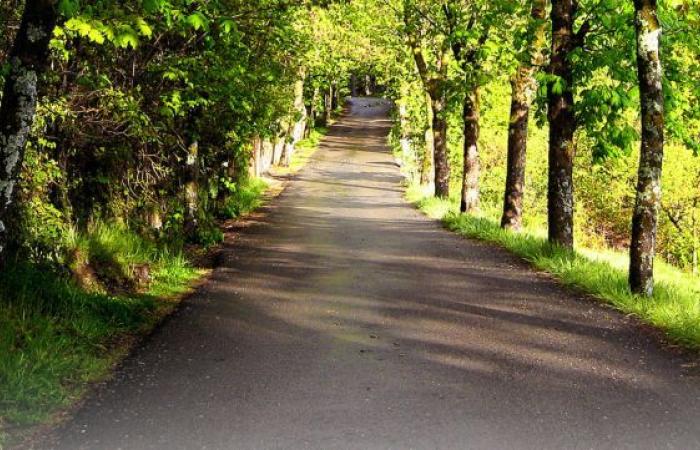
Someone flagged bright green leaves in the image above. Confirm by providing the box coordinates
[62,15,153,48]
[185,12,210,31]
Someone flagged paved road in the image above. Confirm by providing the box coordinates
[46,98,700,449]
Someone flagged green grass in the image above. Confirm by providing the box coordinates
[406,184,700,350]
[221,177,269,219]
[0,225,202,445]
[0,128,327,446]
[271,127,328,176]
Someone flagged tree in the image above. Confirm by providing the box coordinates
[546,0,589,248]
[0,0,60,254]
[501,0,547,230]
[444,2,490,214]
[403,0,452,198]
[629,0,664,296]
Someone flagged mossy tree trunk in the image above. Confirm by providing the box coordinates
[0,0,59,254]
[629,0,665,296]
[460,86,480,213]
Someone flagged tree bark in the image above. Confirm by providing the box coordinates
[502,71,531,230]
[331,80,339,110]
[184,140,199,235]
[0,0,59,254]
[282,75,307,167]
[547,0,578,248]
[629,0,665,296]
[308,86,319,135]
[421,92,435,186]
[324,84,333,126]
[501,0,547,230]
[460,86,480,213]
[431,87,450,198]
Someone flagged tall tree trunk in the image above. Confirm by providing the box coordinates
[282,75,307,167]
[502,70,531,230]
[308,86,319,135]
[460,86,480,213]
[0,0,59,254]
[365,74,372,96]
[629,0,664,296]
[184,141,199,236]
[249,135,262,178]
[431,87,450,198]
[547,0,577,248]
[331,80,339,110]
[420,92,434,186]
[501,0,547,230]
[324,84,333,126]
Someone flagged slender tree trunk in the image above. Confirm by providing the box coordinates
[308,86,319,134]
[331,80,339,110]
[501,0,547,230]
[184,141,199,235]
[431,88,450,198]
[547,0,577,248]
[460,86,480,213]
[0,0,59,254]
[282,75,307,167]
[324,84,333,126]
[421,92,434,186]
[365,74,372,96]
[629,0,665,296]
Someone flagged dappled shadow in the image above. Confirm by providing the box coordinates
[49,97,700,450]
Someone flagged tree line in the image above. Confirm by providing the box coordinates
[0,0,371,269]
[384,0,699,297]
[1,0,699,301]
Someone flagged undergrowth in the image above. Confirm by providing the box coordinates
[0,126,327,447]
[0,226,202,443]
[406,184,700,350]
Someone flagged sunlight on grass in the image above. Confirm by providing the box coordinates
[407,184,700,349]
[0,226,201,444]
[271,127,328,177]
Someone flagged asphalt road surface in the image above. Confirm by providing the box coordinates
[45,97,700,450]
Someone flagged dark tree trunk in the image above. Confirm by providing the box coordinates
[308,86,319,133]
[501,0,546,230]
[460,86,480,213]
[502,71,531,230]
[0,0,59,253]
[547,0,577,248]
[420,92,434,186]
[629,0,665,296]
[331,80,339,110]
[431,88,450,198]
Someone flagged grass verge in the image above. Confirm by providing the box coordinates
[0,228,203,446]
[406,184,700,350]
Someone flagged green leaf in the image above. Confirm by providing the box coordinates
[185,12,210,31]
[58,0,80,18]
